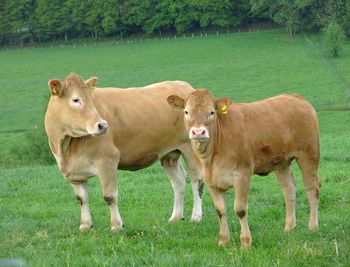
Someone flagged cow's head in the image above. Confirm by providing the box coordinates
[167,89,232,141]
[47,74,108,137]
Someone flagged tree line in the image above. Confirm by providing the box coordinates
[1,0,349,46]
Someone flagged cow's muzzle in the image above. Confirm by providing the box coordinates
[97,120,108,135]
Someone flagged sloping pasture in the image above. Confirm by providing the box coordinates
[0,30,349,266]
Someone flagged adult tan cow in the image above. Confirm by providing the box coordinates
[44,73,203,232]
[167,89,320,248]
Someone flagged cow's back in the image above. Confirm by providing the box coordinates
[94,81,194,169]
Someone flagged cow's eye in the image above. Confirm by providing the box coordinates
[72,97,81,105]
[210,111,215,115]
[184,110,189,115]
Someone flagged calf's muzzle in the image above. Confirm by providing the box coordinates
[189,126,209,140]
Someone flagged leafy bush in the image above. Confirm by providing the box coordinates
[323,22,346,57]
[9,126,55,166]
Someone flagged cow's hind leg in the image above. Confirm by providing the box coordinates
[188,177,203,223]
[161,150,186,222]
[179,144,203,222]
[71,182,92,231]
[275,165,296,232]
[296,153,320,230]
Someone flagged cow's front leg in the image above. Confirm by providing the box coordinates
[234,171,252,249]
[98,167,123,231]
[207,186,229,246]
[71,182,92,231]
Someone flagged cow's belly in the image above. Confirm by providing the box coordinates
[117,145,179,171]
[118,153,159,171]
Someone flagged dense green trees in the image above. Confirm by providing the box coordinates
[251,0,311,36]
[0,0,349,46]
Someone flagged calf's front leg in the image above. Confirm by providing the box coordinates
[71,182,92,231]
[207,186,229,246]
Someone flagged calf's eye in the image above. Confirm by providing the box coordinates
[184,110,189,115]
[210,111,215,115]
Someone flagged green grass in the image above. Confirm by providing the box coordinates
[0,29,350,266]
[1,161,349,266]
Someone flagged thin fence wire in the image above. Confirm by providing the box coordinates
[1,25,278,51]
[303,34,350,111]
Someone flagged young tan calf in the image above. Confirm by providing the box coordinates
[167,89,320,248]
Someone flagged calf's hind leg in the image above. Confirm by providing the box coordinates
[275,166,297,232]
[233,171,252,249]
[296,153,320,230]
[71,182,92,231]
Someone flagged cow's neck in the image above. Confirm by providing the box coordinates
[59,135,72,158]
[49,131,72,171]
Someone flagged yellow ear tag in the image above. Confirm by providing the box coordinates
[219,104,228,115]
[52,86,58,95]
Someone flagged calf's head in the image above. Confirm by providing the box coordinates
[167,89,232,141]
[46,74,108,137]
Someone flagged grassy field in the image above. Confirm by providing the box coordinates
[0,30,349,266]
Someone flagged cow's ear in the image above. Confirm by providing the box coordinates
[167,95,185,109]
[85,77,97,92]
[215,98,232,115]
[48,79,63,96]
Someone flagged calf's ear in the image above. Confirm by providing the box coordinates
[167,95,185,109]
[48,79,63,96]
[85,77,98,92]
[215,98,232,115]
